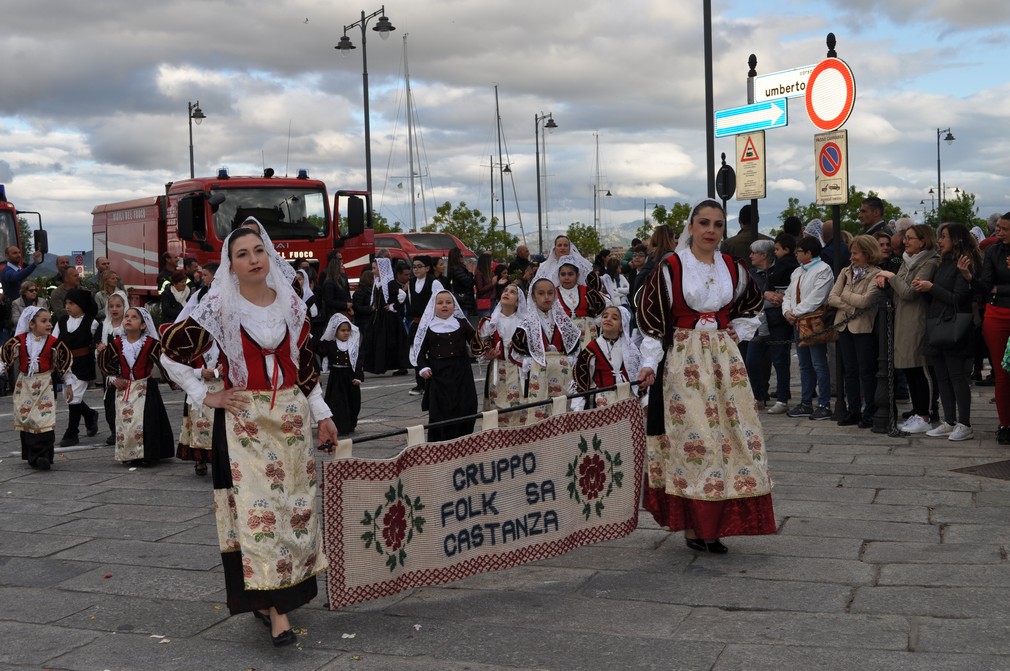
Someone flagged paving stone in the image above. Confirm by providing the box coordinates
[879,563,1010,588]
[582,570,853,613]
[713,644,1008,671]
[855,454,991,468]
[772,461,926,477]
[46,630,338,671]
[942,523,1010,544]
[917,617,1010,655]
[57,564,226,602]
[0,529,91,557]
[447,564,598,595]
[72,502,207,522]
[0,494,99,516]
[0,556,100,587]
[0,511,71,532]
[53,538,221,570]
[766,452,854,464]
[862,541,1002,564]
[532,541,694,574]
[780,517,939,542]
[975,490,1010,507]
[686,554,874,585]
[850,586,1010,618]
[0,620,101,667]
[0,585,102,623]
[81,486,212,507]
[316,654,547,671]
[840,474,981,492]
[0,482,105,501]
[770,484,876,504]
[44,516,197,542]
[766,471,843,488]
[930,505,1010,525]
[774,500,928,523]
[8,468,120,486]
[673,607,908,650]
[158,523,219,546]
[721,534,863,560]
[56,593,231,637]
[872,489,975,507]
[97,472,217,493]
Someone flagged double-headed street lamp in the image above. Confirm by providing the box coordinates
[336,6,396,227]
[593,186,612,235]
[188,101,206,179]
[535,112,558,255]
[937,127,955,207]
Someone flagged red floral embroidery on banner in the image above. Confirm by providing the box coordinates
[578,454,607,500]
[382,501,407,552]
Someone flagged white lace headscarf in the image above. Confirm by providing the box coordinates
[237,217,297,285]
[128,306,160,342]
[375,257,394,303]
[521,278,581,367]
[14,306,49,377]
[549,254,589,287]
[321,313,360,370]
[189,225,306,388]
[481,283,526,342]
[296,268,315,304]
[101,290,129,341]
[409,290,467,367]
[534,236,593,284]
[676,199,727,252]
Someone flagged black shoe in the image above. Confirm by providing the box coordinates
[837,413,860,426]
[36,457,51,471]
[408,385,423,396]
[705,539,729,554]
[253,610,271,628]
[809,406,832,421]
[858,416,874,429]
[391,369,408,376]
[786,404,813,418]
[999,426,1010,445]
[272,629,297,647]
[59,435,79,447]
[195,462,208,476]
[105,434,115,446]
[85,410,99,437]
[976,377,995,387]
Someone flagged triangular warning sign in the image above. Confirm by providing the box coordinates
[740,136,760,162]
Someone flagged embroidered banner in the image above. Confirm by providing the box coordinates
[322,398,646,609]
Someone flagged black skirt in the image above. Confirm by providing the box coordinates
[423,356,477,442]
[325,367,361,434]
[363,310,408,374]
[141,382,176,461]
[21,430,55,466]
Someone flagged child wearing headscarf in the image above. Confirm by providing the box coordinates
[320,313,364,435]
[53,288,100,446]
[572,306,643,411]
[478,283,526,426]
[0,307,74,470]
[509,277,582,423]
[98,307,175,465]
[95,290,128,446]
[410,290,484,442]
[551,255,607,348]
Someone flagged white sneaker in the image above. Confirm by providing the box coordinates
[948,423,974,441]
[767,401,789,415]
[902,416,933,434]
[926,421,956,437]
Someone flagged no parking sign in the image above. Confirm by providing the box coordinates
[814,131,848,206]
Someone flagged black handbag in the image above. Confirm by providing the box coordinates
[926,309,973,349]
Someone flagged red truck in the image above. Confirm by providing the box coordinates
[0,184,48,275]
[91,169,374,302]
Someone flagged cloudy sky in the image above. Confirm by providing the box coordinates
[1,0,1008,255]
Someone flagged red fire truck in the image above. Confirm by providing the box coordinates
[0,185,48,271]
[91,169,373,302]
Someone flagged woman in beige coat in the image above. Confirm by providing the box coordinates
[875,224,940,433]
[828,234,882,428]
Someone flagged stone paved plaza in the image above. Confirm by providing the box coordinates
[2,368,1010,670]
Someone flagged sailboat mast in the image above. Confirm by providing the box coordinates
[594,133,601,234]
[494,84,506,235]
[404,35,418,232]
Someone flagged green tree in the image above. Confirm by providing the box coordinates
[635,201,692,240]
[17,217,33,255]
[371,211,402,234]
[423,201,518,259]
[928,191,984,229]
[778,197,829,228]
[565,221,602,258]
[778,187,908,238]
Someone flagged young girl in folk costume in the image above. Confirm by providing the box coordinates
[53,289,100,447]
[170,263,220,476]
[509,278,582,423]
[478,283,526,426]
[411,290,485,442]
[320,313,364,435]
[161,224,337,647]
[0,307,73,470]
[406,255,445,395]
[98,307,176,466]
[572,306,642,411]
[552,256,606,349]
[535,234,602,293]
[95,291,128,446]
[637,199,774,555]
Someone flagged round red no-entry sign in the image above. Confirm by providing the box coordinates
[805,58,856,132]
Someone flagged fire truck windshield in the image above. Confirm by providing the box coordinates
[0,211,18,255]
[211,187,328,242]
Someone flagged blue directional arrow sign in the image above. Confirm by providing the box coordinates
[714,99,788,138]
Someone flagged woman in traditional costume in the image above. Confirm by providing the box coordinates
[410,290,484,442]
[636,199,775,554]
[320,313,364,435]
[0,307,73,470]
[571,305,642,411]
[53,289,101,447]
[362,258,409,375]
[95,291,127,446]
[534,234,601,292]
[478,283,526,426]
[98,307,175,466]
[160,222,337,647]
[509,277,581,423]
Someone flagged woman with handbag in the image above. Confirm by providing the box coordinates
[782,237,835,420]
[917,223,980,441]
[960,212,1010,443]
[828,235,883,428]
[875,225,940,433]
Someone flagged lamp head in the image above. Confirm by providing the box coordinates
[374,15,395,39]
[944,131,955,145]
[190,102,206,125]
[335,34,355,55]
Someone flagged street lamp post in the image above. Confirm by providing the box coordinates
[535,112,557,255]
[936,127,955,209]
[188,101,205,179]
[643,200,659,227]
[593,186,612,235]
[336,6,396,228]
